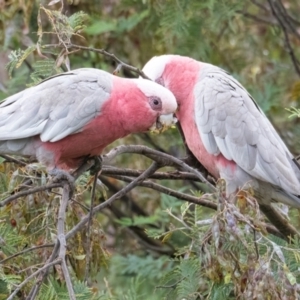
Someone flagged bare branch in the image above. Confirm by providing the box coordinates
[236,10,277,25]
[66,44,151,79]
[259,203,300,238]
[106,174,284,238]
[0,154,27,166]
[57,184,76,300]
[0,157,96,207]
[103,145,215,191]
[26,242,60,300]
[267,0,300,76]
[66,162,159,240]
[7,259,61,300]
[101,166,201,181]
[84,167,102,283]
[0,182,62,207]
[108,174,217,210]
[272,0,300,37]
[0,244,54,264]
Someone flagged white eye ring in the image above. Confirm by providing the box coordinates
[149,97,162,111]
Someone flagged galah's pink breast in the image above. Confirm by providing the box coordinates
[164,58,237,179]
[40,78,159,169]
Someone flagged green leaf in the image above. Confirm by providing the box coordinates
[84,20,117,35]
[117,10,149,33]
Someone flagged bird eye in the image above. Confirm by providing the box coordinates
[149,97,162,111]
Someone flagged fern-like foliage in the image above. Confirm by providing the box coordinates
[5,6,90,88]
[68,11,90,33]
[0,222,25,256]
[0,273,22,297]
[6,46,37,77]
[30,59,63,85]
[38,277,102,300]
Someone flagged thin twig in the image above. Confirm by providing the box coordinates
[84,173,98,283]
[236,10,277,25]
[103,145,215,191]
[100,176,150,217]
[0,243,54,264]
[103,175,282,238]
[272,0,300,39]
[0,154,27,166]
[58,184,76,300]
[101,166,201,181]
[7,259,61,300]
[0,182,62,207]
[26,241,60,299]
[259,203,300,238]
[108,174,217,210]
[65,162,159,240]
[267,0,300,76]
[1,157,96,207]
[67,44,151,79]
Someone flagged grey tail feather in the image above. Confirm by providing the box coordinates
[272,188,300,209]
[0,139,29,155]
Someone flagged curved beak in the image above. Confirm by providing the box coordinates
[149,113,177,133]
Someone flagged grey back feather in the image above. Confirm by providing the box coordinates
[0,68,112,142]
[194,64,300,195]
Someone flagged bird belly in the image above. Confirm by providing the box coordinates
[41,121,129,169]
[42,137,105,170]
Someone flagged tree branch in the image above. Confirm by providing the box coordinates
[0,156,96,207]
[267,0,300,76]
[0,154,27,166]
[101,166,201,181]
[0,182,62,207]
[259,203,300,239]
[106,174,217,210]
[0,244,54,264]
[105,174,283,238]
[65,162,159,240]
[66,44,151,79]
[7,259,61,300]
[84,159,102,283]
[26,242,60,300]
[103,145,215,191]
[57,184,76,300]
[236,10,277,25]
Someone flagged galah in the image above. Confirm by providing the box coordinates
[142,55,300,208]
[0,68,177,170]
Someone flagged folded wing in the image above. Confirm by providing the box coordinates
[194,64,300,195]
[0,68,112,142]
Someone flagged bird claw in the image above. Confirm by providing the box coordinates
[89,156,102,176]
[49,168,75,198]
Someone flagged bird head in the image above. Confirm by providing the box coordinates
[132,78,177,133]
[141,55,173,88]
[142,55,201,111]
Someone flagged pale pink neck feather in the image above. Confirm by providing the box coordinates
[164,57,235,178]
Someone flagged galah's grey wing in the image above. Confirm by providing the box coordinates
[194,64,300,195]
[0,68,112,142]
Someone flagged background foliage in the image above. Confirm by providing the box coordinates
[1,0,300,299]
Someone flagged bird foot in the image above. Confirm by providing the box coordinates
[89,156,102,176]
[49,168,75,198]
